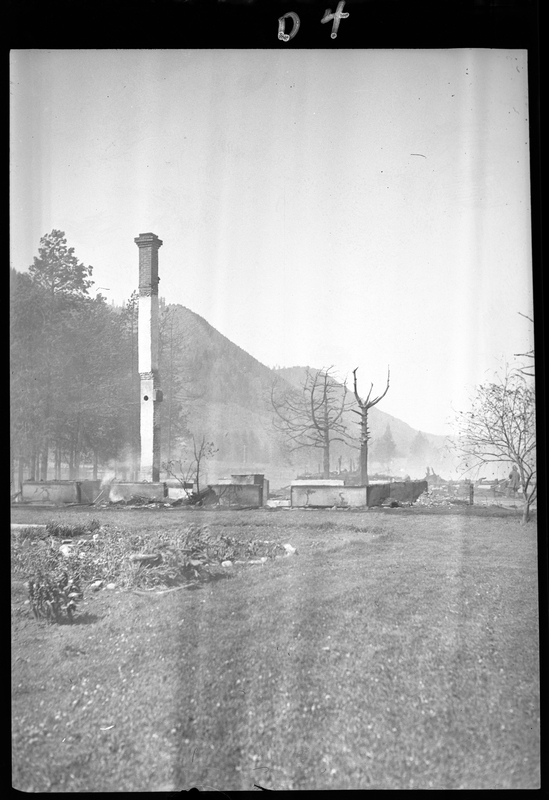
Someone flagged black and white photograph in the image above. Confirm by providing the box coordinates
[10,13,541,792]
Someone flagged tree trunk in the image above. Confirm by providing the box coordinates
[359,409,369,486]
[40,441,49,481]
[68,444,75,480]
[41,364,52,481]
[93,451,98,481]
[167,320,174,463]
[323,444,330,479]
[18,457,24,490]
[54,444,61,480]
[195,453,201,495]
[29,450,37,481]
[360,439,369,486]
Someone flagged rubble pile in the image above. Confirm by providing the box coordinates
[415,487,470,508]
[13,521,299,606]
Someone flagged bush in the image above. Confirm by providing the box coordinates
[28,571,83,624]
[46,519,101,539]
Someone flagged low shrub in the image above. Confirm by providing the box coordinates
[28,571,83,623]
[46,519,101,539]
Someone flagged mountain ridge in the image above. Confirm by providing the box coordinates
[163,304,457,485]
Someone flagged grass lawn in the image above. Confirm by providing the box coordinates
[11,506,540,791]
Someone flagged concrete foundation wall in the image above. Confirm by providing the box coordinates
[292,479,345,487]
[108,482,167,502]
[21,480,102,504]
[167,483,194,500]
[291,485,367,508]
[230,474,265,485]
[290,480,428,508]
[78,481,102,503]
[209,484,263,507]
[367,480,428,506]
[213,475,269,505]
[22,481,80,504]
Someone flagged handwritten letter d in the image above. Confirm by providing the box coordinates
[278,12,300,42]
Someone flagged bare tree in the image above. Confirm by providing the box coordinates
[163,434,218,500]
[270,367,353,479]
[514,312,535,378]
[352,367,390,486]
[453,368,536,522]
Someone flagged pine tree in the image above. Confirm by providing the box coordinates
[372,424,397,472]
[28,230,93,299]
[409,431,429,462]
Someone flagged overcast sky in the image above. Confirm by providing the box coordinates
[10,49,533,436]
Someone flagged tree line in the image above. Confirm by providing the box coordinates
[10,231,188,486]
[8,228,436,490]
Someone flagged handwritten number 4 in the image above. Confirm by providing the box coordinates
[321,2,350,39]
[278,1,349,42]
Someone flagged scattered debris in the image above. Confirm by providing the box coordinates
[415,488,471,508]
[129,553,162,567]
[13,521,297,610]
[11,523,47,532]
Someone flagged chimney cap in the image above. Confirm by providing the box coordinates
[135,232,163,247]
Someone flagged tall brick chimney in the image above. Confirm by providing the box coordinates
[134,232,163,482]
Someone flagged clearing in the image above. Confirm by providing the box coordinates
[11,505,540,791]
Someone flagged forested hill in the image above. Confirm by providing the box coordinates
[163,306,455,480]
[164,304,278,410]
[160,304,291,471]
[10,258,454,487]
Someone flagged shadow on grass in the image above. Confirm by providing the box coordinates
[59,612,102,625]
[204,572,234,585]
